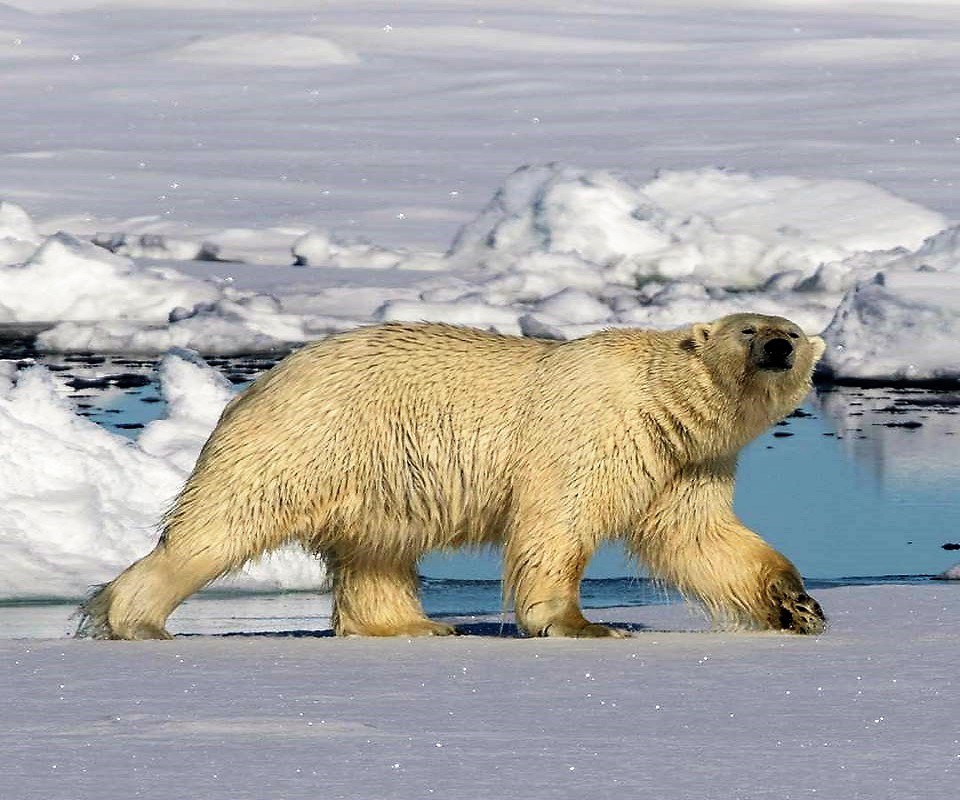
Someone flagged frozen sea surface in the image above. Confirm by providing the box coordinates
[4,0,960,245]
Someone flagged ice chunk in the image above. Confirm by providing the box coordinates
[93,232,221,262]
[0,232,221,323]
[934,563,960,580]
[447,164,946,290]
[375,299,521,333]
[821,270,960,382]
[883,224,960,273]
[534,288,612,324]
[37,305,298,356]
[0,200,39,246]
[0,200,41,267]
[137,349,235,472]
[293,230,408,269]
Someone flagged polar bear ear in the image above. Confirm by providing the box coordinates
[691,322,712,345]
[680,322,712,353]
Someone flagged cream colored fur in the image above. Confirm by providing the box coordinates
[78,313,827,640]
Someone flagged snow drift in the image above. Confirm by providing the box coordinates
[821,270,960,382]
[170,32,359,67]
[0,232,223,324]
[0,352,326,600]
[447,164,945,288]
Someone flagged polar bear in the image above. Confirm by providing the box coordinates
[80,313,826,639]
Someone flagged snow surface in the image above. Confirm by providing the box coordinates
[169,33,360,68]
[0,351,326,599]
[1,585,956,800]
[4,0,960,245]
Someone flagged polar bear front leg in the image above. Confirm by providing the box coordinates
[635,460,826,635]
[506,522,629,639]
[641,516,825,634]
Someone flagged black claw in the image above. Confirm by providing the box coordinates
[778,606,795,630]
[773,588,827,633]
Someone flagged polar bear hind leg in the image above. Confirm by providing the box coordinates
[328,549,457,637]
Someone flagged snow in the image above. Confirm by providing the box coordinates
[449,164,944,287]
[0,200,41,265]
[375,297,524,332]
[0,7,957,790]
[4,0,960,246]
[0,0,958,379]
[936,563,960,580]
[38,298,311,356]
[91,231,220,262]
[821,270,960,382]
[292,230,423,270]
[4,166,958,367]
[0,232,223,324]
[169,33,360,68]
[0,585,956,800]
[0,352,326,599]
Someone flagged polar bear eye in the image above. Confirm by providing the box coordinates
[788,331,800,339]
[741,327,756,335]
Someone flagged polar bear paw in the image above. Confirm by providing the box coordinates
[539,621,631,638]
[765,576,826,635]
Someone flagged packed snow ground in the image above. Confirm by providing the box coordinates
[3,1,960,378]
[1,586,957,800]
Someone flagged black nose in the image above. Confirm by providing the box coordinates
[764,337,793,358]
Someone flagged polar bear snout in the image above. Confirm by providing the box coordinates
[764,337,793,357]
[755,335,795,371]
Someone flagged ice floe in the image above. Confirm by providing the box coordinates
[2,163,960,381]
